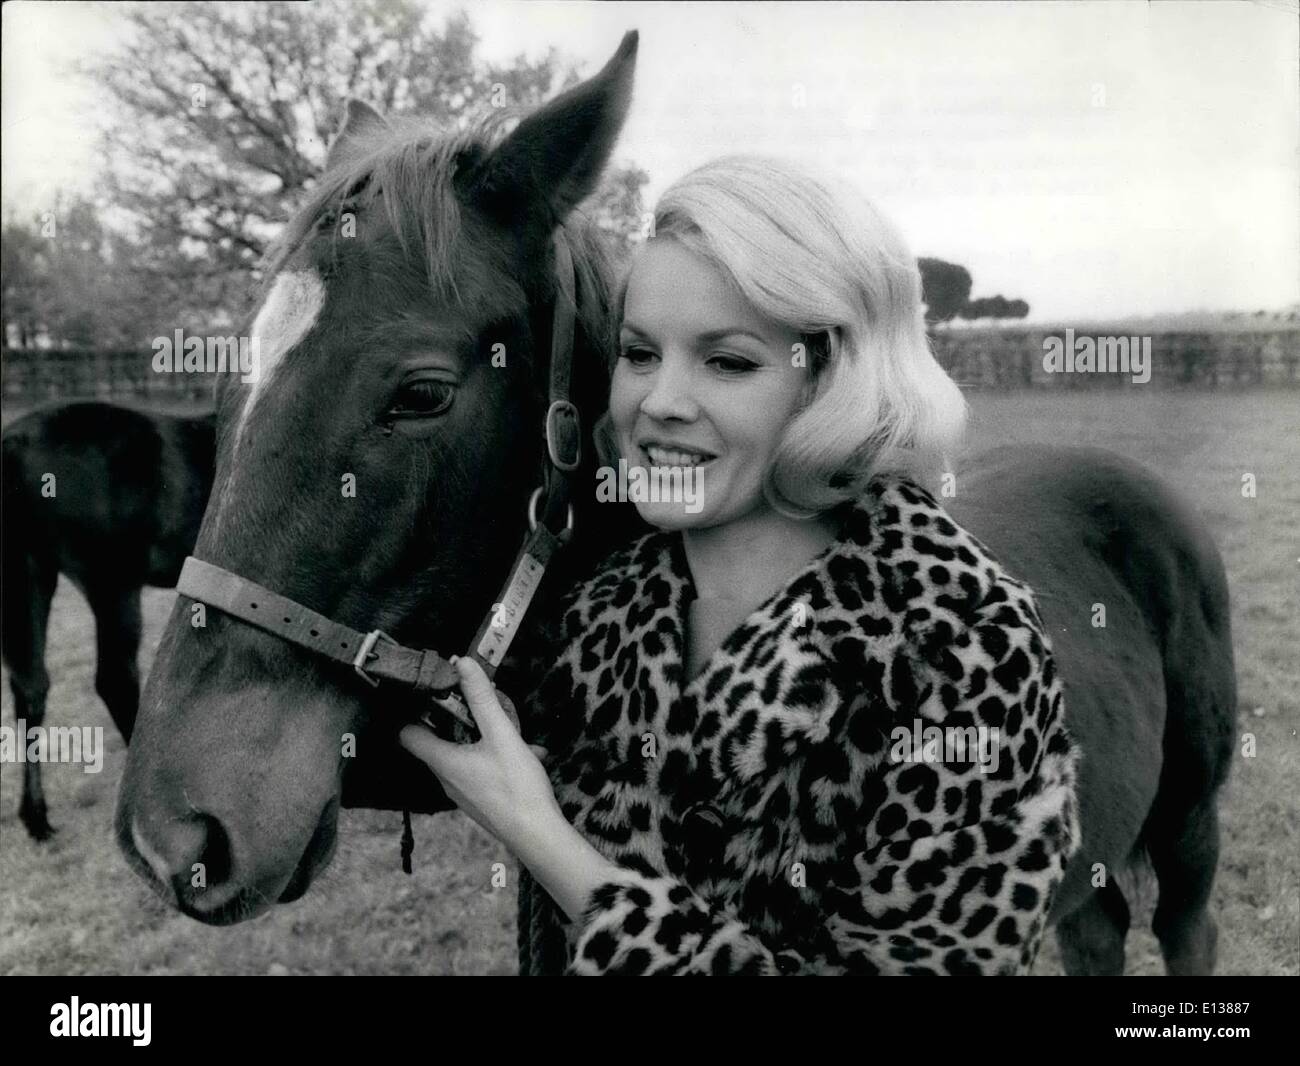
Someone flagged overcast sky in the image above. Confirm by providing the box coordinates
[3,0,1297,321]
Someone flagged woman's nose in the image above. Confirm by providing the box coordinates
[639,355,698,422]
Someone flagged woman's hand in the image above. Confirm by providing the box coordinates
[398,655,625,922]
[399,656,557,848]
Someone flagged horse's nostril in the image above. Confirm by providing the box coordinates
[164,813,242,919]
[191,812,234,888]
[133,809,235,905]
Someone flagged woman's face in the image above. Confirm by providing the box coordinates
[611,238,809,530]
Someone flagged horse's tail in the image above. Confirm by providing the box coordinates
[1082,450,1237,972]
[1145,488,1236,975]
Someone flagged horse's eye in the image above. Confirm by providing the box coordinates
[388,379,456,419]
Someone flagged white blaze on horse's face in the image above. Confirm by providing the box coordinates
[210,270,326,538]
[235,270,326,445]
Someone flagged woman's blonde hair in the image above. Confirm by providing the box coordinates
[612,154,966,518]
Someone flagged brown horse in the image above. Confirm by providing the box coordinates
[3,401,216,839]
[114,33,1235,974]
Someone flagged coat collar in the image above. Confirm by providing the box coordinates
[533,473,997,793]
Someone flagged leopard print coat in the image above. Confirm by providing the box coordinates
[517,473,1080,975]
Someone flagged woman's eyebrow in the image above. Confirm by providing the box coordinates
[696,328,767,345]
[619,322,768,346]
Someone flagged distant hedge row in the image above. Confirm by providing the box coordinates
[3,330,1299,404]
[929,329,1300,388]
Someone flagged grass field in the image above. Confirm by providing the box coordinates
[2,388,1297,975]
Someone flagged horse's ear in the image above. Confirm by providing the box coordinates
[326,99,388,173]
[464,30,638,230]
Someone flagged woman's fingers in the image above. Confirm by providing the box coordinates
[398,723,462,769]
[496,688,521,733]
[430,694,477,735]
[453,656,509,738]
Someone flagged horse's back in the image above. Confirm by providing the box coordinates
[949,444,1236,917]
[2,401,216,587]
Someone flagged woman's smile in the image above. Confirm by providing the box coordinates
[640,442,717,469]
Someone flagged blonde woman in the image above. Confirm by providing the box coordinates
[401,155,1080,975]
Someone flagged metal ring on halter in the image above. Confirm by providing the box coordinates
[527,486,574,537]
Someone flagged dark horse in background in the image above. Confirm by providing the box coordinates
[2,401,215,838]
[115,33,1236,974]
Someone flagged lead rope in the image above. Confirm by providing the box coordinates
[401,808,414,874]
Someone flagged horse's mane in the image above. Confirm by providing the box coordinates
[263,112,618,374]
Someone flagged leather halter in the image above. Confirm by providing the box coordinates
[176,235,582,737]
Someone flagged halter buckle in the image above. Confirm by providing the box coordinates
[353,629,396,687]
[545,400,581,473]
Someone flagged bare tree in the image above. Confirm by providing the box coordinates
[80,1,647,341]
[3,195,156,349]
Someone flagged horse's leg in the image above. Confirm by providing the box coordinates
[86,584,143,743]
[3,552,58,840]
[1147,799,1221,975]
[1055,880,1131,975]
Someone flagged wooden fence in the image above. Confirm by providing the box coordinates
[3,330,1299,405]
[1,348,218,406]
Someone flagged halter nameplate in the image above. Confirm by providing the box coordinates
[477,553,544,668]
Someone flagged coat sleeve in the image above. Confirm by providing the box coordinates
[566,581,1080,976]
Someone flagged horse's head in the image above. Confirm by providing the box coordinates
[116,33,638,923]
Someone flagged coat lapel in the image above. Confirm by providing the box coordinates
[534,478,981,836]
[544,514,851,771]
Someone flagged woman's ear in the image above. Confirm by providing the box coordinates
[592,411,621,468]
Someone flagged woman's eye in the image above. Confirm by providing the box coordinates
[708,353,757,374]
[387,379,456,419]
[619,345,657,366]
